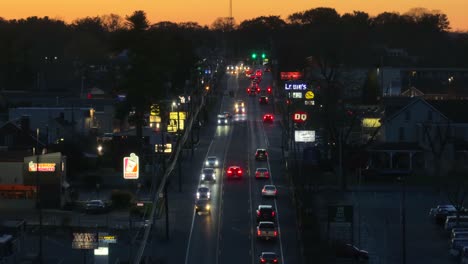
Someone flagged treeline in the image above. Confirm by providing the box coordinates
[0,7,467,93]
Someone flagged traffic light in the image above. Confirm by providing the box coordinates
[251,53,257,59]
[261,53,266,59]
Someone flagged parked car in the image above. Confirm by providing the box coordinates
[84,200,107,214]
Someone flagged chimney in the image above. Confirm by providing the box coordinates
[20,115,30,132]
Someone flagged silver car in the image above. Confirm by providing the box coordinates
[205,156,219,168]
[201,168,216,182]
[262,185,277,197]
[196,185,211,200]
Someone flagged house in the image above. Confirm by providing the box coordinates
[367,97,468,175]
[0,116,45,151]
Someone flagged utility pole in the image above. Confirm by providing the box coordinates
[35,128,43,264]
[164,185,169,240]
[401,176,407,264]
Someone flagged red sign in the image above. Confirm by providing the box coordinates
[293,111,308,123]
[280,72,302,80]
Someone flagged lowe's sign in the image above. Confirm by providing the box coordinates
[284,82,308,91]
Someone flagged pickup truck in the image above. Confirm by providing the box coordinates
[256,221,277,240]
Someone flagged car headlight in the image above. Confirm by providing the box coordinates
[206,205,210,210]
[196,192,200,199]
[206,161,209,166]
[213,174,216,180]
[225,120,228,124]
[215,161,219,165]
[207,192,211,198]
[218,120,221,124]
[201,174,205,180]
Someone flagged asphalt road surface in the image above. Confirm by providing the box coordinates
[184,70,300,264]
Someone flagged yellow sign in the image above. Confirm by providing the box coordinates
[169,112,186,120]
[150,104,160,116]
[305,91,315,100]
[362,118,381,128]
[167,119,185,133]
[149,116,161,123]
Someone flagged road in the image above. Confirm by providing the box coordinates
[184,70,300,264]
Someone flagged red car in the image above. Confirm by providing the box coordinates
[255,168,270,179]
[226,166,243,178]
[263,114,274,123]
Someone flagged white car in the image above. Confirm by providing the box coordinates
[196,185,211,200]
[205,156,219,168]
[217,115,228,125]
[262,185,277,197]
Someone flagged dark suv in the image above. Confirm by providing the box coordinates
[256,205,276,222]
[255,149,268,161]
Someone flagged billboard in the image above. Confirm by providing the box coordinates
[295,130,315,142]
[72,233,98,249]
[123,153,139,179]
[280,72,302,80]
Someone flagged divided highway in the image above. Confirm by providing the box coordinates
[184,70,300,264]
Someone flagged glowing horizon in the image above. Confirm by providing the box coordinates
[2,0,467,31]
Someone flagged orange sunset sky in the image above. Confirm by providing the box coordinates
[2,0,468,31]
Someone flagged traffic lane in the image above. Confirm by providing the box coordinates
[218,122,252,264]
[185,78,237,264]
[248,107,283,262]
[251,93,301,264]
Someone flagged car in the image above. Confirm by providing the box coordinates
[429,204,456,217]
[247,85,261,96]
[259,96,269,104]
[255,148,268,161]
[201,168,216,182]
[196,185,211,200]
[235,100,245,113]
[266,86,272,94]
[263,114,274,123]
[262,185,277,197]
[205,156,219,168]
[256,205,276,222]
[258,252,279,263]
[255,168,270,179]
[217,114,229,125]
[226,166,243,179]
[195,199,211,215]
[84,200,107,214]
[256,221,278,240]
[335,243,369,261]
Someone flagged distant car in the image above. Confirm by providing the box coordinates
[201,168,216,182]
[85,200,107,214]
[335,243,369,261]
[430,204,458,225]
[226,166,243,179]
[195,199,211,215]
[255,168,270,179]
[256,221,278,240]
[258,252,279,263]
[263,114,274,123]
[235,100,246,113]
[196,185,211,200]
[266,86,272,94]
[205,156,219,168]
[262,185,277,198]
[217,114,229,125]
[255,149,268,161]
[256,205,276,222]
[259,96,269,105]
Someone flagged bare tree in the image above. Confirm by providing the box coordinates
[211,17,236,32]
[422,120,452,186]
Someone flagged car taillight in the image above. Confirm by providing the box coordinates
[267,87,272,93]
[273,259,278,263]
[260,258,266,263]
[238,170,242,174]
[256,172,259,176]
[257,210,260,216]
[227,170,232,174]
[272,211,275,217]
[274,231,278,236]
[257,230,261,236]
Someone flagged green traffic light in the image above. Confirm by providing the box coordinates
[252,53,257,59]
[261,53,266,59]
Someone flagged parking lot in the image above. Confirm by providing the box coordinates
[314,187,459,264]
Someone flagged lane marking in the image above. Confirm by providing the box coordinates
[247,98,256,264]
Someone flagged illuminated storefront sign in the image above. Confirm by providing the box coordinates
[72,233,98,249]
[280,72,303,80]
[155,143,172,153]
[285,82,308,91]
[28,161,56,172]
[123,153,139,179]
[169,112,187,120]
[362,118,381,128]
